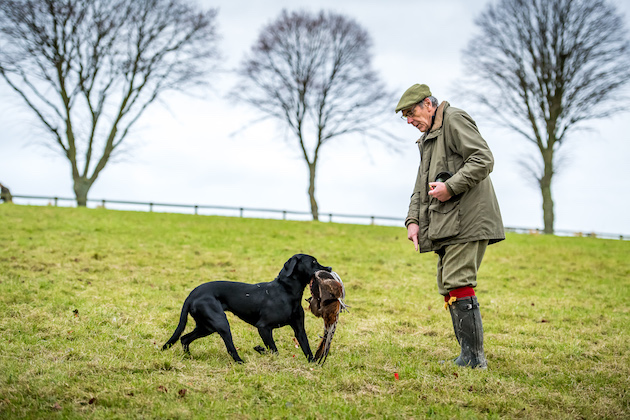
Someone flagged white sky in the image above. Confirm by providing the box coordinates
[1,0,629,236]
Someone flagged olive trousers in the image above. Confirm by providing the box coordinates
[436,240,489,296]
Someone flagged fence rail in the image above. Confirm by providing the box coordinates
[10,194,404,226]
[8,194,628,240]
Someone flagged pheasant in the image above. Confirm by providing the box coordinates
[306,270,348,364]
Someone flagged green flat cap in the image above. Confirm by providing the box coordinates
[395,84,432,113]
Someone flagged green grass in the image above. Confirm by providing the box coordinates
[0,204,628,419]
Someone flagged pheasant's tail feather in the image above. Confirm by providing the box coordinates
[313,322,337,365]
[313,336,326,361]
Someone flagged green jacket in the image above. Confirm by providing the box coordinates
[405,101,505,253]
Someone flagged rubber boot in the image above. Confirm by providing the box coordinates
[448,303,460,345]
[448,296,487,369]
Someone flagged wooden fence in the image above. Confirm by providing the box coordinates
[10,194,404,226]
[8,194,628,240]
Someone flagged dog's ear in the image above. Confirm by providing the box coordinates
[282,255,299,277]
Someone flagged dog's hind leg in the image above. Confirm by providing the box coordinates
[188,301,244,363]
[180,327,214,354]
[215,320,244,363]
[206,310,243,363]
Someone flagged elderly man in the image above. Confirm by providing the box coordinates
[396,84,504,369]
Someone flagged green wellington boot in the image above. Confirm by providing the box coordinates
[448,296,487,369]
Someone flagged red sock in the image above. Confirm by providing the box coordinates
[449,286,476,300]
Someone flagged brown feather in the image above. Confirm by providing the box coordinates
[308,270,347,364]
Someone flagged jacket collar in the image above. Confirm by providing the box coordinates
[418,101,449,143]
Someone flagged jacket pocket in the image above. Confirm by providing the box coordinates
[428,199,460,241]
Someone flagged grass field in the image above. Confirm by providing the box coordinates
[0,204,628,419]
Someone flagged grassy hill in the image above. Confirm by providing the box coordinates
[0,204,628,419]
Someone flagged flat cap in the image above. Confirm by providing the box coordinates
[395,84,432,113]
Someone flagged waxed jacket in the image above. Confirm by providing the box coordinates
[405,101,505,253]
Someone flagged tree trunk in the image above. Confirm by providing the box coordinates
[540,150,554,234]
[73,176,92,207]
[0,184,13,203]
[308,162,319,221]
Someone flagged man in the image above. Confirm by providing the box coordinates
[396,84,504,369]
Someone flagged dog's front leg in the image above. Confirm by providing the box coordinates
[290,320,314,361]
[257,327,279,353]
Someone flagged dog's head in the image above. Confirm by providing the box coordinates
[281,254,331,284]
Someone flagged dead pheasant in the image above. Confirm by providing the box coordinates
[306,270,348,364]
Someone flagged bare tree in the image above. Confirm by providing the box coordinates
[233,10,398,221]
[460,0,630,234]
[0,0,220,206]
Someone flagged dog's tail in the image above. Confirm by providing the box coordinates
[161,300,190,350]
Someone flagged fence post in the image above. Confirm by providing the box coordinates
[101,200,106,208]
[283,210,286,220]
[240,208,244,218]
[54,197,58,206]
[329,213,333,222]
[149,203,153,212]
[370,216,375,225]
[194,205,198,215]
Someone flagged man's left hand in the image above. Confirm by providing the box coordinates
[428,182,452,202]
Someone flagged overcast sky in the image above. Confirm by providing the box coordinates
[1,0,629,236]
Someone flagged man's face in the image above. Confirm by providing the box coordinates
[403,99,435,132]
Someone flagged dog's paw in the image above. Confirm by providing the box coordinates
[253,345,266,355]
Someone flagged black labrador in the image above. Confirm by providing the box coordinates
[162,254,331,363]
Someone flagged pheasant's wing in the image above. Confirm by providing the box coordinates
[330,271,348,311]
[307,273,323,317]
[319,278,342,302]
[309,270,340,317]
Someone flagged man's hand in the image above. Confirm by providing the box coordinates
[428,182,452,202]
[407,223,420,251]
